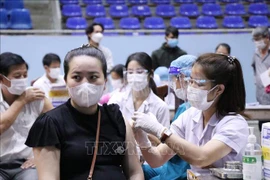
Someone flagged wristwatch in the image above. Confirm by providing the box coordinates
[160,128,172,143]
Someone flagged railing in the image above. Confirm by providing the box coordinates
[0,28,254,35]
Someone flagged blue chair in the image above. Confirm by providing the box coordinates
[219,0,240,3]
[174,0,194,3]
[223,16,245,28]
[196,0,215,3]
[83,0,102,4]
[131,5,151,17]
[248,15,269,27]
[0,8,9,29]
[202,3,222,16]
[10,8,32,29]
[156,4,176,18]
[244,0,264,2]
[170,17,192,29]
[152,0,171,4]
[144,17,165,29]
[179,4,199,17]
[224,3,246,15]
[196,16,217,29]
[4,0,24,12]
[94,17,115,29]
[248,3,269,15]
[106,0,126,4]
[120,17,141,29]
[109,5,129,18]
[62,5,82,17]
[129,0,148,4]
[60,0,79,5]
[66,17,87,29]
[86,5,106,18]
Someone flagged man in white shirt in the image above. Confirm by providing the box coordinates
[33,54,66,106]
[0,52,53,180]
[85,23,114,73]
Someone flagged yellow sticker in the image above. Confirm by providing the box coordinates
[262,146,270,161]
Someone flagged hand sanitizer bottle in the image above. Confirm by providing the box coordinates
[243,127,263,180]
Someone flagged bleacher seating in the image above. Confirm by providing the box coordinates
[66,17,87,29]
[248,15,269,27]
[62,4,82,17]
[4,0,24,13]
[0,8,9,29]
[59,0,270,30]
[10,8,32,29]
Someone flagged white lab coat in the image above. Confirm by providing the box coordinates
[108,88,170,128]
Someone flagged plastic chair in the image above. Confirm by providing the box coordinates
[248,3,269,15]
[62,4,82,17]
[86,5,106,18]
[60,0,79,5]
[144,17,165,29]
[156,4,176,18]
[196,0,215,3]
[170,17,192,29]
[129,0,148,4]
[179,4,200,17]
[66,17,87,29]
[244,0,264,2]
[94,17,115,29]
[196,16,217,29]
[223,16,245,28]
[248,15,269,27]
[219,0,240,3]
[131,5,151,17]
[82,0,102,4]
[120,17,141,29]
[4,0,24,12]
[0,8,9,29]
[106,0,126,5]
[10,9,32,29]
[224,3,246,16]
[152,0,171,4]
[174,0,194,3]
[202,3,222,16]
[109,5,129,18]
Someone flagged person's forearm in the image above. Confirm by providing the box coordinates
[0,99,26,134]
[129,172,144,180]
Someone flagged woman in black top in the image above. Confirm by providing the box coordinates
[25,46,143,180]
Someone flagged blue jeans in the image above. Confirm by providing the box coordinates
[0,159,38,180]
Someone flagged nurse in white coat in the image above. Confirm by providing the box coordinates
[108,52,170,129]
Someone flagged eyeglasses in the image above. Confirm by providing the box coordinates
[124,69,148,74]
[184,77,215,87]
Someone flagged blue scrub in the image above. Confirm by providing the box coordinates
[142,102,190,180]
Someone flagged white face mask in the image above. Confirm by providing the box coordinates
[91,32,103,43]
[173,81,186,100]
[187,85,218,111]
[68,82,105,107]
[3,77,28,95]
[127,73,148,91]
[111,79,123,90]
[254,40,266,50]
[49,68,61,79]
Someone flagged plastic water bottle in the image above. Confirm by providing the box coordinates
[242,127,263,180]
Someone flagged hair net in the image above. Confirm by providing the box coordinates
[252,27,269,37]
[169,55,197,77]
[154,66,169,81]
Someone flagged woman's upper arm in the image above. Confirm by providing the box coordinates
[42,98,54,114]
[122,118,144,180]
[33,146,60,180]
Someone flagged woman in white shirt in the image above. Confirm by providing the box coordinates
[109,52,170,128]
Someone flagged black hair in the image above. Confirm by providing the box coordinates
[165,26,179,38]
[125,52,157,95]
[215,43,231,55]
[63,46,107,80]
[110,64,125,79]
[0,52,28,76]
[85,22,105,41]
[42,53,61,66]
[194,53,246,117]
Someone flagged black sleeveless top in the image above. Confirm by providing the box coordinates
[25,99,127,180]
